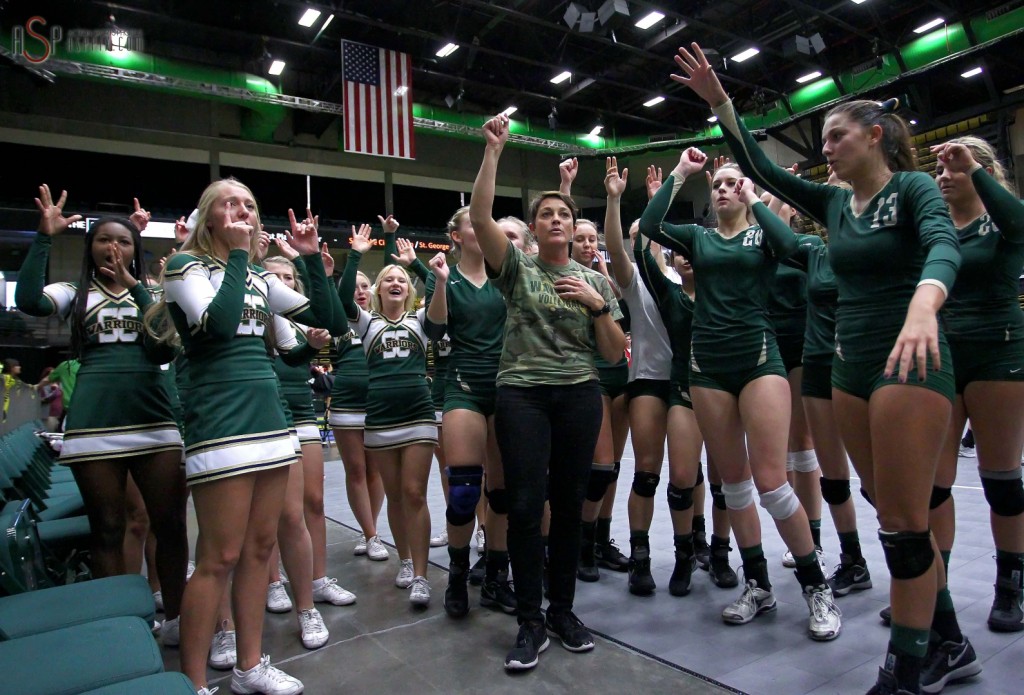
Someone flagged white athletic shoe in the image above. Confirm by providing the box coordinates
[312,577,356,606]
[266,581,293,613]
[230,655,303,695]
[395,559,414,588]
[298,608,329,649]
[366,535,389,561]
[209,622,237,670]
[722,581,777,624]
[196,688,219,695]
[160,616,180,647]
[475,528,486,556]
[781,550,796,568]
[430,529,449,547]
[409,576,431,606]
[186,560,196,581]
[804,585,842,641]
[354,534,368,555]
[153,590,164,612]
[959,445,976,459]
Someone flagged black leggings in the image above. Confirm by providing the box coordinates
[495,381,603,623]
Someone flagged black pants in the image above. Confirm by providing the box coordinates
[495,381,603,623]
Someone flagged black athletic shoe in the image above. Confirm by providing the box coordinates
[920,637,982,693]
[578,536,600,583]
[988,576,1024,632]
[628,555,656,596]
[468,555,486,586]
[669,551,696,597]
[595,538,629,572]
[544,610,595,652]
[504,621,549,671]
[709,542,738,589]
[827,555,872,597]
[481,574,517,615]
[866,667,915,695]
[443,563,470,619]
[693,531,710,571]
[879,605,892,626]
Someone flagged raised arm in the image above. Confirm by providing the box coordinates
[423,253,450,340]
[633,228,673,309]
[558,157,579,196]
[16,185,83,317]
[470,115,513,271]
[390,234,430,282]
[603,156,634,287]
[340,224,373,321]
[638,148,708,256]
[737,178,799,259]
[932,142,1024,243]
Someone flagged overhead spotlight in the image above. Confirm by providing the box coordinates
[598,0,630,25]
[589,124,603,137]
[796,70,822,84]
[436,42,459,58]
[268,60,286,76]
[707,115,718,123]
[501,105,518,117]
[731,47,760,63]
[298,9,321,27]
[579,12,597,33]
[550,70,572,84]
[563,2,584,29]
[914,18,945,34]
[961,66,983,78]
[643,96,665,107]
[635,11,666,30]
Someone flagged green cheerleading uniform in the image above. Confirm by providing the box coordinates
[639,172,798,396]
[162,248,332,485]
[712,99,961,401]
[785,237,835,400]
[273,317,322,445]
[429,336,451,421]
[940,167,1024,393]
[634,233,695,408]
[768,238,815,373]
[328,327,368,429]
[424,266,504,417]
[15,234,182,464]
[340,250,436,450]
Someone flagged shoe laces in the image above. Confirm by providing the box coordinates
[808,587,841,622]
[300,608,326,632]
[554,610,585,629]
[250,655,289,684]
[215,628,236,652]
[733,580,761,612]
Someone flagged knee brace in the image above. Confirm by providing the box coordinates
[759,482,801,520]
[819,477,851,506]
[860,487,875,508]
[789,450,819,474]
[631,471,660,498]
[710,483,727,511]
[722,478,756,511]
[485,487,509,515]
[695,463,705,487]
[586,463,617,502]
[980,468,1024,517]
[445,465,483,527]
[667,483,694,511]
[878,529,935,580]
[929,485,952,510]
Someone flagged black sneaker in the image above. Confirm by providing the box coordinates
[443,563,470,619]
[693,531,710,571]
[709,542,738,589]
[866,667,915,695]
[669,551,696,597]
[481,574,517,615]
[578,534,600,582]
[504,621,549,671]
[880,605,892,626]
[628,554,656,596]
[920,637,982,694]
[988,576,1024,632]
[468,555,486,586]
[595,538,629,572]
[544,610,595,652]
[827,555,872,597]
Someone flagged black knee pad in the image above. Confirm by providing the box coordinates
[710,483,727,511]
[879,529,935,580]
[586,466,616,502]
[980,470,1024,517]
[860,487,875,509]
[486,487,509,515]
[819,477,851,506]
[929,485,952,510]
[631,471,660,498]
[446,465,483,527]
[667,483,694,511]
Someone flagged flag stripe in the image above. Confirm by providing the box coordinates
[342,40,415,159]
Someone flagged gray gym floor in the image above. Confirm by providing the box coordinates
[163,439,1023,694]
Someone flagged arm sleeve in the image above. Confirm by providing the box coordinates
[972,167,1024,244]
[383,233,397,263]
[408,258,430,283]
[712,100,833,225]
[905,172,961,295]
[634,232,672,308]
[281,251,333,328]
[751,201,799,259]
[14,235,66,317]
[637,173,702,256]
[293,256,311,294]
[163,250,249,341]
[277,321,320,366]
[781,235,820,271]
[339,251,363,321]
[422,273,448,340]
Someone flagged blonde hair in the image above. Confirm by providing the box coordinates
[263,256,304,295]
[371,264,418,313]
[947,136,1013,193]
[497,216,535,249]
[447,206,471,236]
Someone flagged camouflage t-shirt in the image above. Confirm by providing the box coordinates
[487,241,622,387]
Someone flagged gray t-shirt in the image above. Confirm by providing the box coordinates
[620,264,673,382]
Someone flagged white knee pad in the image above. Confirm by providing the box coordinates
[788,450,819,474]
[760,482,801,520]
[722,478,757,511]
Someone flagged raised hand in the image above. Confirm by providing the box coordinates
[288,208,320,255]
[559,157,579,193]
[391,237,417,267]
[931,142,981,175]
[220,207,254,252]
[174,215,190,242]
[735,177,760,207]
[305,327,332,350]
[705,155,733,188]
[158,248,177,273]
[377,214,400,235]
[671,43,730,107]
[34,184,82,237]
[97,241,139,288]
[256,227,271,260]
[320,242,335,275]
[271,233,300,261]
[129,197,151,232]
[350,223,373,254]
[676,147,709,178]
[428,251,449,282]
[605,157,629,198]
[645,165,663,200]
[483,114,510,149]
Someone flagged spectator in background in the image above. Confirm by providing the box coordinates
[2,358,23,420]
[36,366,63,431]
[47,357,80,428]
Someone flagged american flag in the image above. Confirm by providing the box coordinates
[342,40,415,159]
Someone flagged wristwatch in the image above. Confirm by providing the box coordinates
[589,303,611,318]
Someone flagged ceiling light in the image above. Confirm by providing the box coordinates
[731,48,760,63]
[298,9,321,27]
[914,18,945,34]
[501,106,518,117]
[796,70,822,84]
[909,119,918,125]
[643,96,665,107]
[961,66,983,78]
[707,115,718,123]
[635,11,665,30]
[589,125,603,137]
[268,60,286,76]
[436,42,459,58]
[550,71,572,84]
[851,0,868,4]
[321,14,334,31]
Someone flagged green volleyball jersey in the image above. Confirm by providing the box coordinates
[487,241,622,387]
[787,237,836,364]
[768,236,815,339]
[639,173,798,371]
[711,99,960,364]
[941,168,1024,342]
[425,266,505,374]
[635,234,694,388]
